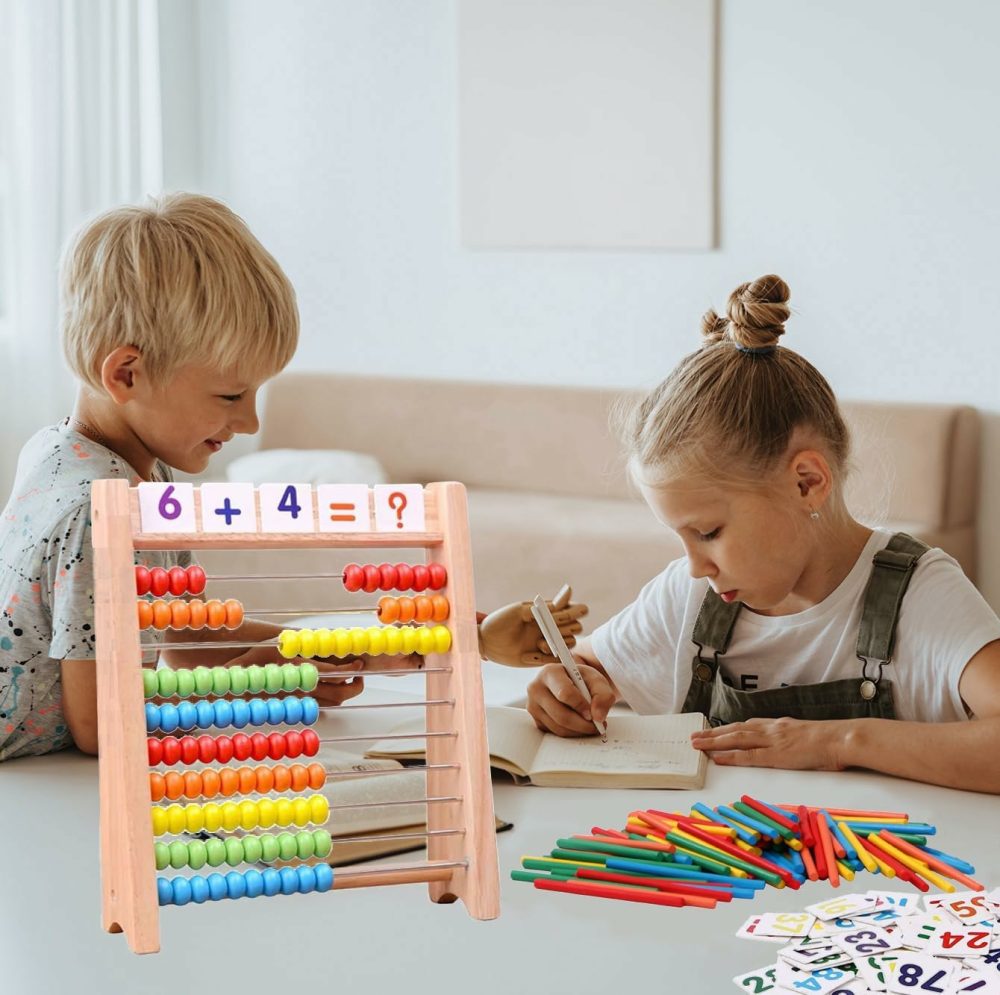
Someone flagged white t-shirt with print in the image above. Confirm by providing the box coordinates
[590,528,1000,724]
[0,422,188,761]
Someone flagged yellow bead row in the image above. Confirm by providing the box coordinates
[151,794,330,837]
[277,624,451,660]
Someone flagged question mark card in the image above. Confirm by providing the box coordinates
[373,484,425,532]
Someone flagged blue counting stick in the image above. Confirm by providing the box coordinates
[716,804,781,840]
[920,846,976,874]
[842,821,936,836]
[605,857,763,895]
[691,802,759,845]
[822,811,854,857]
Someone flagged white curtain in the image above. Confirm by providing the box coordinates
[0,0,164,500]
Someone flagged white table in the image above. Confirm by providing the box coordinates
[2,679,997,995]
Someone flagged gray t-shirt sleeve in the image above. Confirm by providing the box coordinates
[45,504,98,660]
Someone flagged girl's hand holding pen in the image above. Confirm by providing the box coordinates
[526,662,618,737]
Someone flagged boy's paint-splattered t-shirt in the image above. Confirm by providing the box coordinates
[0,421,188,761]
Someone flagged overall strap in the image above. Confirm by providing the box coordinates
[682,588,742,714]
[856,532,930,673]
[692,588,741,655]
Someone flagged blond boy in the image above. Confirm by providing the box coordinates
[0,194,363,761]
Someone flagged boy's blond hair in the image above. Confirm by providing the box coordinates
[61,193,298,390]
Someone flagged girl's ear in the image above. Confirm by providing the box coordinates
[100,347,144,404]
[790,449,832,508]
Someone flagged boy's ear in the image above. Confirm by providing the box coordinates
[789,449,832,508]
[100,346,144,404]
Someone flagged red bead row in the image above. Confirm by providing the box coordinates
[147,729,321,768]
[136,564,207,597]
[343,562,446,593]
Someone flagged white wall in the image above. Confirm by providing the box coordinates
[171,0,1000,607]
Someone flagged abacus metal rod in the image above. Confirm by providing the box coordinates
[330,698,453,710]
[323,764,458,779]
[328,828,464,845]
[242,608,447,619]
[318,731,456,744]
[331,795,461,812]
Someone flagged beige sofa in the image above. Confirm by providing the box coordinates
[212,372,979,632]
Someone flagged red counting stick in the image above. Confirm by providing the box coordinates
[534,877,685,908]
[798,805,815,848]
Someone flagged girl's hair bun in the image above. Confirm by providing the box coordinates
[725,274,790,348]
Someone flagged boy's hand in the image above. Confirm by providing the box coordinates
[310,652,424,707]
[690,717,848,771]
[478,584,588,667]
[526,662,617,737]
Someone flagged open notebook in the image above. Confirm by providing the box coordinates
[366,706,708,789]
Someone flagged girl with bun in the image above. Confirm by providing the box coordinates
[526,275,1000,793]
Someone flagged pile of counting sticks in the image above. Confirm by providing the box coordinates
[513,797,984,910]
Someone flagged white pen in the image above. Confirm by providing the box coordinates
[530,595,608,743]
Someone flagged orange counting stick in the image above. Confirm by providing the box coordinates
[877,830,984,891]
[572,835,676,855]
[778,806,909,821]
[815,813,839,887]
[860,836,927,891]
[799,844,818,882]
[534,877,685,908]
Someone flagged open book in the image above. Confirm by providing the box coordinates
[366,706,708,789]
[202,746,512,867]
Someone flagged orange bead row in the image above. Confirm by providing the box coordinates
[376,594,449,624]
[149,762,326,802]
[137,598,244,631]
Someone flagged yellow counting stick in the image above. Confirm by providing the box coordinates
[835,860,856,882]
[838,821,879,875]
[867,835,956,892]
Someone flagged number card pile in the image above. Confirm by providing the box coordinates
[513,795,984,911]
[733,887,1000,993]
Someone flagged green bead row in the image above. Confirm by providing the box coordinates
[153,829,333,871]
[143,662,319,700]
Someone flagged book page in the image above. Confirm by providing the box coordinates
[324,768,429,836]
[365,707,545,778]
[530,711,705,779]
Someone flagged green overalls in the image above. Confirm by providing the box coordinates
[680,533,929,724]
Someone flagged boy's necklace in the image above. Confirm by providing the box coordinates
[66,416,113,452]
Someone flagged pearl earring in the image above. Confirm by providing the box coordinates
[810,510,820,521]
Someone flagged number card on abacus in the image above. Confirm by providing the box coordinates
[93,478,499,954]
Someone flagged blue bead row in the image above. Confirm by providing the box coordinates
[144,695,320,734]
[156,863,334,906]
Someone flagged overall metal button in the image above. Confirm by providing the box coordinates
[695,662,713,683]
[859,679,878,701]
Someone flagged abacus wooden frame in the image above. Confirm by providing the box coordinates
[91,478,500,955]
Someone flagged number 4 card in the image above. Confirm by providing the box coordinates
[258,483,316,532]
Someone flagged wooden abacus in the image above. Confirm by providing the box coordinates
[91,478,500,954]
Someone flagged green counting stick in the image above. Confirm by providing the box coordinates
[555,838,666,863]
[663,832,783,887]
